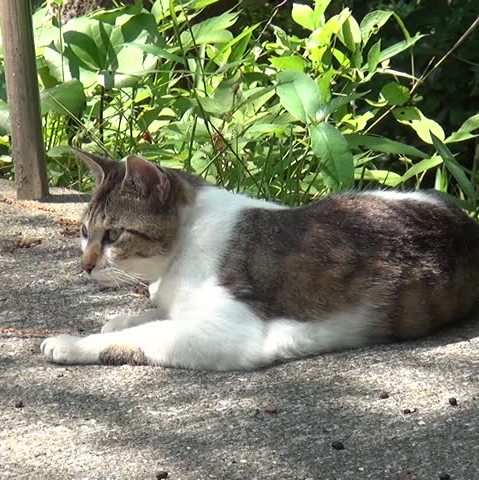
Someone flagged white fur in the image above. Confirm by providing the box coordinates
[366,190,443,205]
[101,309,165,333]
[42,186,370,370]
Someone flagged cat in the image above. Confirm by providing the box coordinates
[41,149,479,370]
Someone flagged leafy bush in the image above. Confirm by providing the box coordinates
[0,0,477,211]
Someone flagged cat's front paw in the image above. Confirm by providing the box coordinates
[101,315,131,333]
[41,334,82,364]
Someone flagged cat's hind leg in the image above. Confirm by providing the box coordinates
[261,309,371,363]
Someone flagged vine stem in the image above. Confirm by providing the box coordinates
[365,15,479,134]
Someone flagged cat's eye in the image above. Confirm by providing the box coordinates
[81,224,88,238]
[104,228,123,244]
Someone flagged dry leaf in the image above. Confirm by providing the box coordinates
[2,237,42,253]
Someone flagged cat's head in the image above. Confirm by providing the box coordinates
[75,150,193,287]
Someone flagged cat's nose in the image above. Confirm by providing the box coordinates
[82,261,95,275]
[82,249,98,275]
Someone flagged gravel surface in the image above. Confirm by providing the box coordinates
[1,180,479,480]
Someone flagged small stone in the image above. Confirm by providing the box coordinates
[14,400,24,408]
[403,407,417,414]
[379,390,389,399]
[439,474,451,480]
[155,471,168,480]
[264,404,278,414]
[448,397,458,407]
[332,440,344,450]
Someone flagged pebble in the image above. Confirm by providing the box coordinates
[155,471,168,479]
[448,397,458,407]
[264,404,278,414]
[403,407,417,414]
[379,390,389,399]
[332,440,344,450]
[439,474,451,480]
[14,400,24,409]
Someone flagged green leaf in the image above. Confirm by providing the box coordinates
[0,70,6,102]
[380,81,410,106]
[292,4,316,31]
[317,67,335,105]
[238,86,275,112]
[398,156,443,184]
[435,165,448,192]
[393,107,445,144]
[62,18,117,70]
[444,113,479,143]
[310,123,354,191]
[0,99,11,135]
[345,133,429,158]
[392,12,411,41]
[355,168,401,186]
[458,113,479,133]
[378,34,425,63]
[367,39,381,74]
[351,47,363,69]
[47,145,73,159]
[350,110,376,132]
[314,0,333,19]
[151,0,170,20]
[317,92,366,120]
[56,14,159,88]
[180,11,238,48]
[445,132,479,144]
[338,14,361,52]
[128,42,185,64]
[307,13,345,49]
[227,25,258,63]
[196,97,229,115]
[40,79,86,117]
[277,71,321,124]
[42,46,97,87]
[360,10,393,45]
[430,132,475,199]
[192,0,226,9]
[270,56,306,72]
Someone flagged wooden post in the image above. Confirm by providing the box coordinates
[0,0,48,199]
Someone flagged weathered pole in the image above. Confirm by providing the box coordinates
[0,0,48,199]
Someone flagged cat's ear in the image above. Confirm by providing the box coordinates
[123,154,170,201]
[71,148,116,184]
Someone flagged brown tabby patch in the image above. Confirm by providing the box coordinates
[219,193,479,342]
[99,345,147,366]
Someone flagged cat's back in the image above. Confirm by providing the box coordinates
[301,190,479,253]
[219,190,479,340]
[225,190,479,263]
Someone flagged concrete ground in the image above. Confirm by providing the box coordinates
[1,179,479,480]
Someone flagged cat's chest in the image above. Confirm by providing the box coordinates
[149,241,223,315]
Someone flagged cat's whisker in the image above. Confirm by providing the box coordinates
[108,265,149,287]
[107,267,149,288]
[105,271,121,288]
[107,270,136,285]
